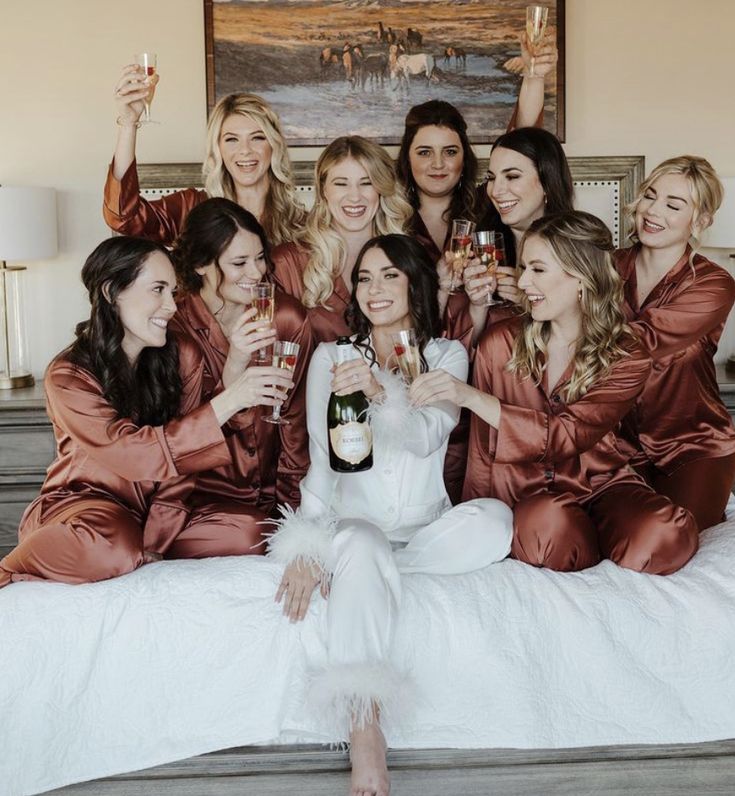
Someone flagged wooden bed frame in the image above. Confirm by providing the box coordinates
[50,739,735,794]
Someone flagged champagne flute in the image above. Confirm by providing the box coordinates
[447,218,476,294]
[472,231,505,307]
[134,52,158,123]
[525,6,548,78]
[390,329,421,384]
[247,281,275,363]
[263,340,300,425]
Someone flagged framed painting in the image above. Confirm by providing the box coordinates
[203,0,565,146]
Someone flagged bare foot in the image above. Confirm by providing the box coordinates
[349,721,390,796]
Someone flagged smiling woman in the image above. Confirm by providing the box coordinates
[416,211,700,576]
[0,236,297,588]
[614,156,735,531]
[266,232,513,796]
[170,198,314,536]
[272,136,413,344]
[103,68,305,246]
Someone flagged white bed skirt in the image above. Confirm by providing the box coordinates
[2,518,735,796]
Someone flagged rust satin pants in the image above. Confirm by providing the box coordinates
[0,497,267,588]
[511,483,699,575]
[637,452,735,532]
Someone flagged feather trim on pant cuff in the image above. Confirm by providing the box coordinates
[367,370,422,451]
[308,661,411,740]
[264,505,338,571]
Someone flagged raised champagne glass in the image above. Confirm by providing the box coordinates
[472,230,505,307]
[390,328,421,384]
[447,218,476,294]
[247,281,275,363]
[263,340,299,425]
[134,52,158,124]
[525,6,548,78]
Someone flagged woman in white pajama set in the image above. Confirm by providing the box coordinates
[267,234,513,796]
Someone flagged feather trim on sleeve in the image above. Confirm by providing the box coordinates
[264,504,338,571]
[366,369,422,450]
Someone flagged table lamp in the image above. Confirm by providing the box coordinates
[0,186,58,389]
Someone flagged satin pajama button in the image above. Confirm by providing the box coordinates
[544,469,554,480]
[247,447,256,457]
[552,394,561,403]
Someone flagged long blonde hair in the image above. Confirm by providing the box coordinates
[302,136,413,309]
[508,211,634,402]
[625,155,723,255]
[203,93,306,247]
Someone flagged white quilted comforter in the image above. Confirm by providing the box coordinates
[3,518,735,795]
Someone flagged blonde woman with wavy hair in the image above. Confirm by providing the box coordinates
[272,136,412,343]
[614,156,735,531]
[104,66,305,246]
[410,210,698,576]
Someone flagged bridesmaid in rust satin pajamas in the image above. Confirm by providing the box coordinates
[0,238,295,587]
[170,199,313,545]
[411,211,698,575]
[271,136,413,345]
[614,156,735,530]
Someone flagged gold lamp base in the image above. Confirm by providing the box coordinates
[0,372,34,390]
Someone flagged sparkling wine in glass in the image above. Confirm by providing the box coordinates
[391,329,421,384]
[447,218,476,294]
[525,6,548,77]
[472,230,505,307]
[247,281,275,363]
[134,52,158,123]
[263,340,299,425]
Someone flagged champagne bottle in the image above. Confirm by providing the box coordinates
[328,337,373,473]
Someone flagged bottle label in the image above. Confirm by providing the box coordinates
[329,421,372,465]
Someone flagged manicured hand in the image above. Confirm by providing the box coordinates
[114,64,158,124]
[276,559,323,622]
[520,31,558,77]
[409,368,471,408]
[495,265,522,304]
[331,358,383,399]
[464,258,497,307]
[229,365,294,409]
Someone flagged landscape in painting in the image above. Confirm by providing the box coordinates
[210,0,560,144]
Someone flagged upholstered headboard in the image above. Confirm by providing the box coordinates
[138,155,644,248]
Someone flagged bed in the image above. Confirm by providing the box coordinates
[3,511,735,796]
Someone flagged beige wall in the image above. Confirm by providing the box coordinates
[1,0,733,376]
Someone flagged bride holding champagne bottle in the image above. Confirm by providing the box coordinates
[267,233,512,796]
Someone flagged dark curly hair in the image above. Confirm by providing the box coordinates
[396,100,478,224]
[171,197,272,308]
[345,234,440,368]
[64,236,182,426]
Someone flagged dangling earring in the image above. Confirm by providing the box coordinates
[577,285,583,303]
[543,193,548,206]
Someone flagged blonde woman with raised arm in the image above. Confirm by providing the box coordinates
[104,72,305,246]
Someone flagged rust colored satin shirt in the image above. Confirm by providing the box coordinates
[615,245,735,473]
[22,337,231,550]
[171,290,312,513]
[271,241,352,344]
[463,317,652,506]
[103,160,206,245]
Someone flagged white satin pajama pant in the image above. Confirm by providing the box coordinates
[308,497,513,737]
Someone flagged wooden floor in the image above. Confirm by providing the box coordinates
[50,740,735,795]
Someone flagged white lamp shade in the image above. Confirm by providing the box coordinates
[0,186,58,261]
[703,176,735,249]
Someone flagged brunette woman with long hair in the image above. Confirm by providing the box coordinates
[0,237,294,587]
[170,198,313,538]
[268,234,512,796]
[412,212,698,575]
